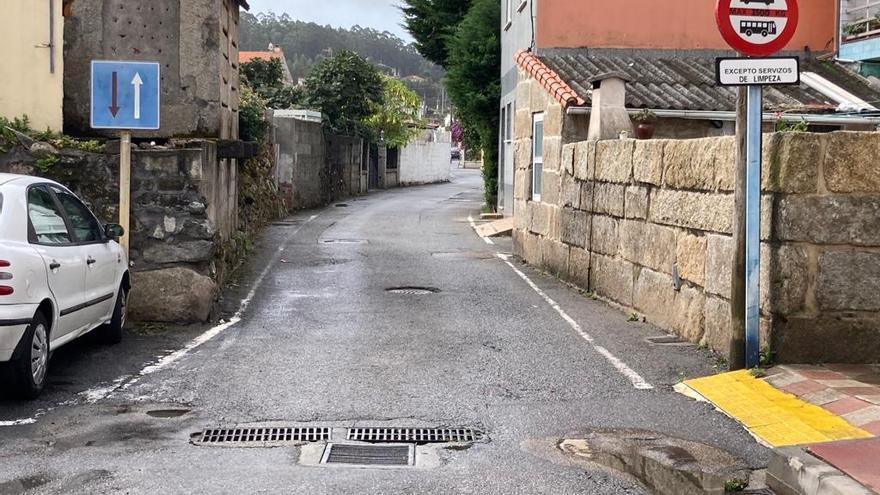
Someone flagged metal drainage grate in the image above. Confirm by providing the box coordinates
[386,287,439,295]
[322,443,414,466]
[335,203,349,207]
[320,239,367,244]
[347,427,483,444]
[645,335,692,346]
[191,426,330,446]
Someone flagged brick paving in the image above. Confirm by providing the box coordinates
[768,364,880,430]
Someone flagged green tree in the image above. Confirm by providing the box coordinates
[304,51,385,136]
[240,58,304,109]
[365,75,424,148]
[401,0,473,68]
[444,0,501,204]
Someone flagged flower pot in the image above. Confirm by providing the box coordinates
[635,122,656,140]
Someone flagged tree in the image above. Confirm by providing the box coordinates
[240,58,304,109]
[304,51,385,137]
[401,0,472,68]
[444,0,501,204]
[365,75,424,148]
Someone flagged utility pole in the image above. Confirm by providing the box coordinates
[729,86,747,370]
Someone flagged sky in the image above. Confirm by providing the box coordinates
[246,0,414,42]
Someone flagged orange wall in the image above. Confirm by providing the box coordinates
[537,0,837,52]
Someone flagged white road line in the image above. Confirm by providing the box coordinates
[79,214,320,402]
[0,418,37,427]
[496,253,654,390]
[467,214,495,245]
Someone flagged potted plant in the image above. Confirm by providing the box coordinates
[633,109,658,139]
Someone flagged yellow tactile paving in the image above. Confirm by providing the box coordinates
[682,370,873,447]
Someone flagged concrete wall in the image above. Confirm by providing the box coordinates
[0,141,239,322]
[536,0,837,53]
[0,0,64,131]
[512,127,880,363]
[398,130,453,185]
[274,113,367,210]
[274,115,325,210]
[63,0,242,139]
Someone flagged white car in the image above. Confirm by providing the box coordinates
[0,174,130,398]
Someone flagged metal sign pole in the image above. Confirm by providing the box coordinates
[119,130,132,257]
[745,84,763,368]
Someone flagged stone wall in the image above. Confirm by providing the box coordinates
[512,130,880,363]
[0,141,239,323]
[63,0,243,139]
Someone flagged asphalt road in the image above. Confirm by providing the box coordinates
[0,169,768,494]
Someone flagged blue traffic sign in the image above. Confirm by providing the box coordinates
[90,61,160,130]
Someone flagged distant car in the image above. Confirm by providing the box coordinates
[0,174,130,399]
[451,147,461,160]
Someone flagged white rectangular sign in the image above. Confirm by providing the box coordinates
[715,57,800,86]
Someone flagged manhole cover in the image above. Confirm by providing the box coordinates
[347,427,483,444]
[320,239,367,244]
[321,443,414,466]
[191,426,330,446]
[645,335,691,346]
[386,287,439,295]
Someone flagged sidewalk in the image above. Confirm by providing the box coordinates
[676,364,880,494]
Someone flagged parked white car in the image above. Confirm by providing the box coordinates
[0,174,130,398]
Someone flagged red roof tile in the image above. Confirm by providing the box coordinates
[239,51,283,64]
[515,49,587,108]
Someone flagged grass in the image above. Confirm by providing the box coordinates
[724,479,749,492]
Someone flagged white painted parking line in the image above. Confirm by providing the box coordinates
[496,253,653,390]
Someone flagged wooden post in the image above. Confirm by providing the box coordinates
[119,131,132,257]
[728,87,747,370]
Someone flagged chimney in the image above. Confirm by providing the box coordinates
[587,72,634,141]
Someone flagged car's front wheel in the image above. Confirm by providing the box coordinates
[11,312,51,399]
[99,287,127,345]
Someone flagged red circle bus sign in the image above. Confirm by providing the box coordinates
[716,0,799,56]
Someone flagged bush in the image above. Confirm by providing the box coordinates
[239,84,270,143]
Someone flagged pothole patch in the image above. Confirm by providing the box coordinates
[146,409,190,418]
[558,429,755,495]
[386,287,440,295]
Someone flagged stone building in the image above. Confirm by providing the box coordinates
[510,60,880,362]
[498,0,880,215]
[62,0,249,140]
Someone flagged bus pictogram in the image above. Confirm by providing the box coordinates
[740,20,777,37]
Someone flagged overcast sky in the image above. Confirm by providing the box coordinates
[246,0,414,42]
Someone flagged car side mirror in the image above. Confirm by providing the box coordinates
[105,223,125,240]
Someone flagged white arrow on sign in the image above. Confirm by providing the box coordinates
[131,72,143,120]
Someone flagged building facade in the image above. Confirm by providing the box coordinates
[0,0,66,131]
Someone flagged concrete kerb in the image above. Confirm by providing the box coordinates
[767,446,875,495]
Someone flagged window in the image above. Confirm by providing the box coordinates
[28,186,71,245]
[52,187,104,243]
[532,113,544,201]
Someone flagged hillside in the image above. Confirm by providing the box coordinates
[239,12,447,117]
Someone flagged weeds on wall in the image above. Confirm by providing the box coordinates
[1,114,105,154]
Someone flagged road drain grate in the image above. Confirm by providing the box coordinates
[192,426,330,446]
[322,443,414,466]
[645,335,691,345]
[347,427,483,444]
[320,239,367,244]
[386,287,440,295]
